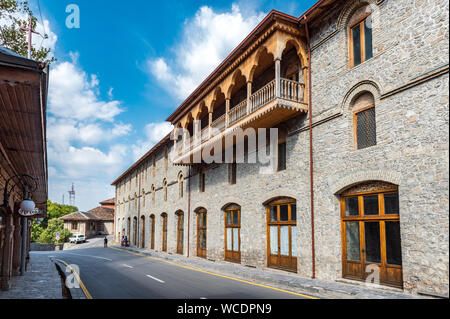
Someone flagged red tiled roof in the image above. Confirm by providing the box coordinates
[59,211,90,221]
[100,198,115,205]
[60,207,114,222]
[87,206,114,221]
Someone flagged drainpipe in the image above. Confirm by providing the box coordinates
[304,16,316,280]
[187,166,191,258]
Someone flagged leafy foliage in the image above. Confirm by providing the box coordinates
[37,219,72,244]
[0,0,55,63]
[31,200,78,243]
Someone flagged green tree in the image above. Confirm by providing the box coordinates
[38,219,72,244]
[31,200,78,243]
[0,0,55,63]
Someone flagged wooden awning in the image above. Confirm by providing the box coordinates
[0,49,49,217]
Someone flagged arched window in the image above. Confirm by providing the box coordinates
[151,185,155,204]
[142,189,146,207]
[340,181,402,287]
[176,211,184,254]
[353,92,376,149]
[224,204,241,263]
[196,208,207,258]
[266,198,297,273]
[161,213,168,252]
[150,215,155,250]
[349,7,373,68]
[178,173,184,198]
[163,179,168,202]
[164,147,169,171]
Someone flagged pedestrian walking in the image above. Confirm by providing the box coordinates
[104,236,108,248]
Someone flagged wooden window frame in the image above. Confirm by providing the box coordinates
[340,188,403,288]
[197,210,207,258]
[163,180,168,202]
[176,212,184,255]
[161,214,168,252]
[150,215,155,250]
[224,208,241,263]
[199,171,205,193]
[349,13,372,68]
[229,163,237,185]
[353,104,376,150]
[72,222,78,231]
[179,176,184,198]
[266,199,297,273]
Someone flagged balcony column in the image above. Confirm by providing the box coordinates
[193,121,199,144]
[225,98,230,128]
[208,112,213,138]
[275,58,281,98]
[246,81,252,114]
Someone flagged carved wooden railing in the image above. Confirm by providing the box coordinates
[250,80,276,113]
[229,100,247,126]
[280,78,305,102]
[211,114,226,132]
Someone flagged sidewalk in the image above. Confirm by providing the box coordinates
[111,244,423,299]
[0,252,63,299]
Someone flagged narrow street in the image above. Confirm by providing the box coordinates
[38,245,316,299]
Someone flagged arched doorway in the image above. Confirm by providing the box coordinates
[196,208,207,258]
[266,197,297,273]
[133,217,137,246]
[176,211,184,255]
[141,216,145,248]
[340,182,403,288]
[161,213,168,252]
[127,217,131,242]
[224,204,241,263]
[150,215,155,250]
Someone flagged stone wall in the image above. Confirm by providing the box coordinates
[114,0,449,296]
[30,243,64,252]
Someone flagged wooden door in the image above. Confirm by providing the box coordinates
[141,217,145,248]
[161,214,167,252]
[133,217,137,246]
[267,201,297,273]
[150,216,155,250]
[197,210,207,258]
[177,213,184,255]
[225,209,241,263]
[341,190,403,288]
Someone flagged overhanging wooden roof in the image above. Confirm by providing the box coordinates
[0,48,49,216]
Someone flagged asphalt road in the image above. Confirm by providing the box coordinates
[39,247,316,299]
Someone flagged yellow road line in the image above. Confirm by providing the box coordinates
[55,258,93,299]
[110,247,319,299]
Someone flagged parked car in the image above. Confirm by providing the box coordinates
[69,234,86,244]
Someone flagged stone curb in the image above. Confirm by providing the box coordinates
[111,244,421,299]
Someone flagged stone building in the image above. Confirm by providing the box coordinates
[112,0,449,297]
[60,199,115,238]
[0,46,49,290]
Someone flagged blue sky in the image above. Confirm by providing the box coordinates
[28,0,317,211]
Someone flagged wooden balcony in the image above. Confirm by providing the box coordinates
[174,78,308,164]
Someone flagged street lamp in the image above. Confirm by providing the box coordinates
[1,174,38,212]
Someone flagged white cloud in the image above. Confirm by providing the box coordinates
[147,4,266,100]
[49,59,124,121]
[131,122,173,161]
